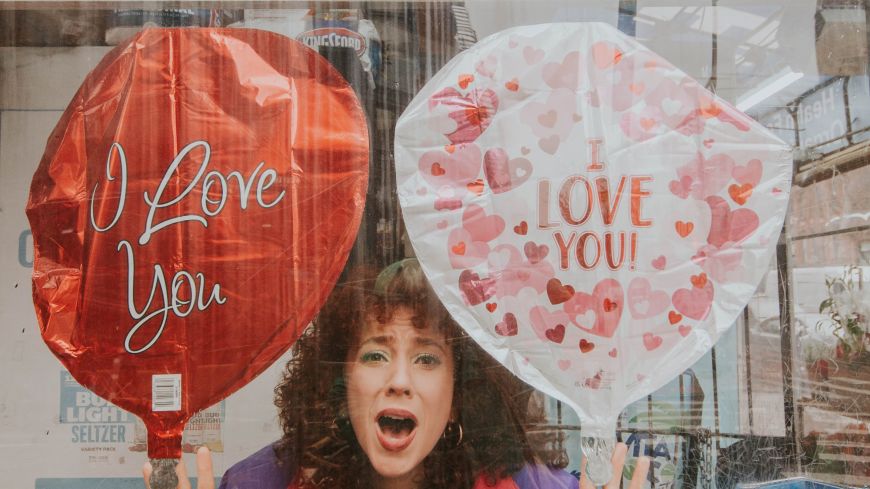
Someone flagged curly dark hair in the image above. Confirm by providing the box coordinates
[273,259,566,488]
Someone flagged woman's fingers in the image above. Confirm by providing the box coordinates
[578,453,594,489]
[604,443,628,489]
[628,456,651,489]
[142,461,153,489]
[140,450,214,489]
[195,446,216,489]
[142,459,192,489]
[579,442,650,489]
[175,458,192,489]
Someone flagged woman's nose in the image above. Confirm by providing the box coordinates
[385,360,413,397]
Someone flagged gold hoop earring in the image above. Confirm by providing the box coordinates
[443,420,463,447]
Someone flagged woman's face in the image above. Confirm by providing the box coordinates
[345,307,455,483]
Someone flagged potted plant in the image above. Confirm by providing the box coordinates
[818,265,869,364]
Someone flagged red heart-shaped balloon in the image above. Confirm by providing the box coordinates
[25,28,369,459]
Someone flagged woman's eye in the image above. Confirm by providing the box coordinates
[360,351,388,363]
[414,353,442,367]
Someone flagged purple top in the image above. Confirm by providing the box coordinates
[218,443,577,489]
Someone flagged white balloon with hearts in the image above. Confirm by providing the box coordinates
[395,23,791,484]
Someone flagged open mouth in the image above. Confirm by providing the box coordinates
[375,409,417,451]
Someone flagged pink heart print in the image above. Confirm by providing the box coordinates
[731,158,763,186]
[418,144,482,190]
[462,204,506,242]
[672,280,714,320]
[458,269,496,306]
[674,153,734,200]
[523,46,545,64]
[530,306,570,342]
[627,277,670,320]
[523,241,549,264]
[495,312,519,336]
[447,227,491,269]
[542,51,582,90]
[429,87,499,144]
[564,278,624,338]
[705,196,759,248]
[643,333,663,351]
[487,244,556,298]
[483,148,533,193]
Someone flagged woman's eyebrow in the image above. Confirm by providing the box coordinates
[415,337,447,353]
[360,335,393,348]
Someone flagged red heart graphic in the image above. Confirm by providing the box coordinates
[495,313,518,336]
[523,241,549,264]
[643,333,663,351]
[466,178,485,195]
[564,278,624,338]
[728,183,753,205]
[530,306,570,342]
[25,29,369,459]
[486,302,497,313]
[579,339,595,353]
[603,298,618,312]
[668,311,683,325]
[429,87,499,144]
[675,220,694,238]
[546,278,575,305]
[690,272,708,289]
[513,221,528,235]
[679,325,692,337]
[430,162,446,176]
[608,348,618,358]
[445,144,456,154]
[458,73,474,89]
[651,255,667,270]
[545,324,566,344]
[458,269,496,306]
[505,78,520,92]
[451,242,467,256]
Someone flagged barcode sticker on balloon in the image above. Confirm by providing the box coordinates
[152,374,181,412]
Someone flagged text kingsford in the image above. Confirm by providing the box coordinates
[297,28,366,56]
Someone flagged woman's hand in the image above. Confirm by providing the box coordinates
[579,442,650,489]
[143,446,215,489]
